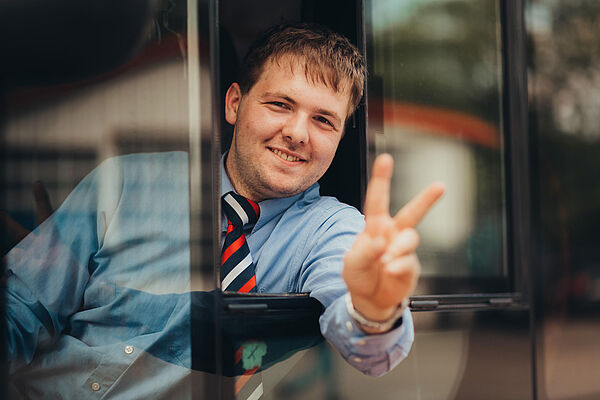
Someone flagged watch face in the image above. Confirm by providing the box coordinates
[241,340,267,371]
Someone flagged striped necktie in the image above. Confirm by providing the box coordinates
[221,192,264,399]
[221,191,260,293]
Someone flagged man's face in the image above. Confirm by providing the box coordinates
[225,57,351,202]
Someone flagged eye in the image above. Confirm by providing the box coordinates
[315,115,335,128]
[268,101,289,109]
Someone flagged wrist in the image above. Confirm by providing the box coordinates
[345,294,408,334]
[350,294,396,321]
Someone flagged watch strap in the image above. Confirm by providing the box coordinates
[345,293,409,333]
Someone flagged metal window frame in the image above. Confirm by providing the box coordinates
[363,0,531,310]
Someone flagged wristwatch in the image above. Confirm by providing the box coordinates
[345,293,409,333]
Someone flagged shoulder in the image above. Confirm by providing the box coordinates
[79,152,189,212]
[298,184,363,217]
[306,195,362,218]
[97,151,188,174]
[293,187,365,235]
[93,151,189,188]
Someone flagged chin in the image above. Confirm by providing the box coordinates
[271,188,301,198]
[267,183,306,199]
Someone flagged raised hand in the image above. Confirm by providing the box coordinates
[343,153,445,329]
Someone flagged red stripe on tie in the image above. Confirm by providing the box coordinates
[238,275,256,293]
[235,346,243,364]
[249,200,260,219]
[226,221,234,235]
[234,366,259,395]
[221,235,245,264]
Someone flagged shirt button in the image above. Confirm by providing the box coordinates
[124,345,134,354]
[352,356,363,363]
[91,382,101,391]
[357,340,366,346]
[345,321,354,332]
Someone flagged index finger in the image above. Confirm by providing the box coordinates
[394,182,445,230]
[363,153,393,218]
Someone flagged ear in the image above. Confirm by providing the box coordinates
[225,83,242,125]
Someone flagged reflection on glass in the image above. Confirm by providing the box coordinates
[1,1,214,398]
[367,0,507,292]
[1,5,349,399]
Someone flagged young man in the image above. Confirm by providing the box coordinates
[4,23,443,398]
[222,23,443,337]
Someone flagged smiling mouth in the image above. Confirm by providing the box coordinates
[269,148,303,162]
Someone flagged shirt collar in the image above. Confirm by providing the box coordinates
[220,152,320,232]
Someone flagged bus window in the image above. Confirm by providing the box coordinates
[527,1,600,399]
[1,1,220,398]
[366,0,510,295]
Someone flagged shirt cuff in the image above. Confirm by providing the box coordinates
[319,294,414,376]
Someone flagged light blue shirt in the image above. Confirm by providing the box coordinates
[5,151,414,399]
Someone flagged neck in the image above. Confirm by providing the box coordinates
[224,152,263,202]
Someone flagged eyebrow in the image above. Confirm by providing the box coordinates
[263,91,343,125]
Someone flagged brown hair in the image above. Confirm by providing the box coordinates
[238,23,365,115]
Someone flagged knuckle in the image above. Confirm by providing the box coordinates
[396,228,419,250]
[403,228,420,247]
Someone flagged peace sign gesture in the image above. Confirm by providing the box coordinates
[343,154,445,331]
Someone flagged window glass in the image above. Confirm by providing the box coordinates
[206,1,522,399]
[366,0,508,293]
[527,1,600,398]
[1,1,217,398]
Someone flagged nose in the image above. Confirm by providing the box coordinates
[281,112,309,145]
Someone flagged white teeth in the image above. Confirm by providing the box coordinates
[271,148,300,162]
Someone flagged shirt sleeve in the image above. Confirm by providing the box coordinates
[319,295,414,377]
[4,157,123,372]
[297,201,414,376]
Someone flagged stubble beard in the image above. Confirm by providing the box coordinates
[228,139,318,201]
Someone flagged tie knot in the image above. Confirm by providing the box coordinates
[221,191,260,227]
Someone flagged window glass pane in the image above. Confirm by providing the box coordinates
[1,1,216,397]
[366,0,508,293]
[527,1,600,398]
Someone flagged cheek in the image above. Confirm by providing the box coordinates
[314,135,341,162]
[238,118,261,141]
[242,111,279,137]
